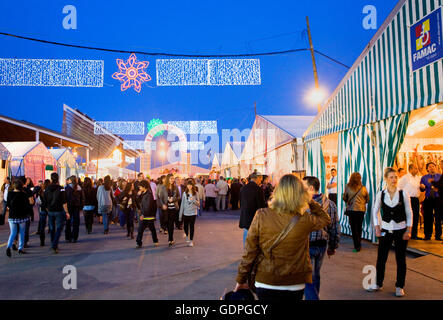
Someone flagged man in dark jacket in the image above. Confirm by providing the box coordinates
[239,172,266,246]
[135,180,159,248]
[65,176,83,243]
[42,173,70,254]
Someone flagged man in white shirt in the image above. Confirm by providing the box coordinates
[216,177,229,211]
[326,169,337,205]
[204,180,218,212]
[398,164,422,240]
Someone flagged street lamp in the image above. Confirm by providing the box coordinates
[307,87,327,108]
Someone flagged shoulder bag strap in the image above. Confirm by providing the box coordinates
[267,213,300,258]
[347,186,363,205]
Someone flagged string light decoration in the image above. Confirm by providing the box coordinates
[147,118,164,137]
[167,121,217,134]
[156,59,260,86]
[0,58,103,87]
[124,140,155,150]
[112,53,151,92]
[94,121,145,135]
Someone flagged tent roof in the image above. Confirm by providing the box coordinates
[222,143,239,167]
[258,115,316,138]
[228,141,245,159]
[49,148,68,161]
[1,141,42,157]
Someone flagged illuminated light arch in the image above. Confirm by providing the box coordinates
[112,53,151,93]
[142,124,188,173]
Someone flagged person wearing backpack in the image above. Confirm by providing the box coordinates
[42,173,70,254]
[135,180,158,248]
[65,176,83,243]
[343,172,369,252]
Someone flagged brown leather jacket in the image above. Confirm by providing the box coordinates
[236,201,331,286]
[343,185,369,212]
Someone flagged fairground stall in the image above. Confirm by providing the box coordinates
[1,142,57,184]
[0,143,11,183]
[303,0,443,241]
[49,148,79,186]
[220,142,242,179]
[239,115,314,183]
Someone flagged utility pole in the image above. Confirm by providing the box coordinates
[306,16,321,113]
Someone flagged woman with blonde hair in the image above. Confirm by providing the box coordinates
[367,167,412,297]
[234,174,331,301]
[343,172,369,252]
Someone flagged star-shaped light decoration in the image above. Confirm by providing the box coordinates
[112,53,151,93]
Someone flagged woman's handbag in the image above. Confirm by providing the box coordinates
[344,186,363,216]
[247,211,300,292]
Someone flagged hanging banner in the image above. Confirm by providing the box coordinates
[410,7,443,72]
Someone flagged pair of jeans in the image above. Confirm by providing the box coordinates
[410,197,420,238]
[348,211,365,250]
[48,211,66,249]
[376,228,408,288]
[243,228,248,247]
[100,206,112,232]
[84,210,94,233]
[304,246,327,300]
[136,220,158,246]
[65,206,80,241]
[216,195,226,211]
[183,215,197,241]
[167,209,177,242]
[7,220,26,250]
[198,200,203,216]
[159,208,168,231]
[38,209,48,243]
[423,198,442,239]
[256,287,304,301]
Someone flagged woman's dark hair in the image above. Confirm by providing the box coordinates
[123,182,133,194]
[40,179,51,197]
[347,172,362,191]
[185,179,196,196]
[70,175,78,189]
[139,180,152,193]
[83,177,93,193]
[13,180,23,191]
[104,175,112,191]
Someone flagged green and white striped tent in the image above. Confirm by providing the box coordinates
[304,0,443,241]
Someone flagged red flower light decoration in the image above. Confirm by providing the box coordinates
[112,53,151,93]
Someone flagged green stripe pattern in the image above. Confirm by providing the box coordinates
[306,139,326,194]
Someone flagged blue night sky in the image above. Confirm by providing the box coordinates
[0,0,396,168]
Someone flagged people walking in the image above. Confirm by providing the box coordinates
[234,174,331,301]
[165,174,180,247]
[5,180,30,257]
[343,172,369,252]
[82,177,97,234]
[239,172,266,246]
[179,179,200,247]
[42,173,70,254]
[261,175,274,205]
[204,180,218,212]
[195,179,205,216]
[368,167,412,297]
[327,168,338,205]
[216,176,229,211]
[398,164,422,240]
[302,176,340,300]
[156,175,168,234]
[135,180,158,248]
[117,182,137,239]
[97,175,113,234]
[419,162,442,241]
[65,176,83,243]
[0,177,10,225]
[37,179,50,246]
[230,179,242,210]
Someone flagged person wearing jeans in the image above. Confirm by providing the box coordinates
[135,180,158,248]
[5,179,30,257]
[97,175,113,235]
[42,173,70,254]
[368,167,412,297]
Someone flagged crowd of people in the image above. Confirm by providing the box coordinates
[1,161,441,301]
[0,171,273,255]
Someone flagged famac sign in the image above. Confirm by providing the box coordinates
[410,7,443,72]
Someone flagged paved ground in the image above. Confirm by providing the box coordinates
[0,209,442,300]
